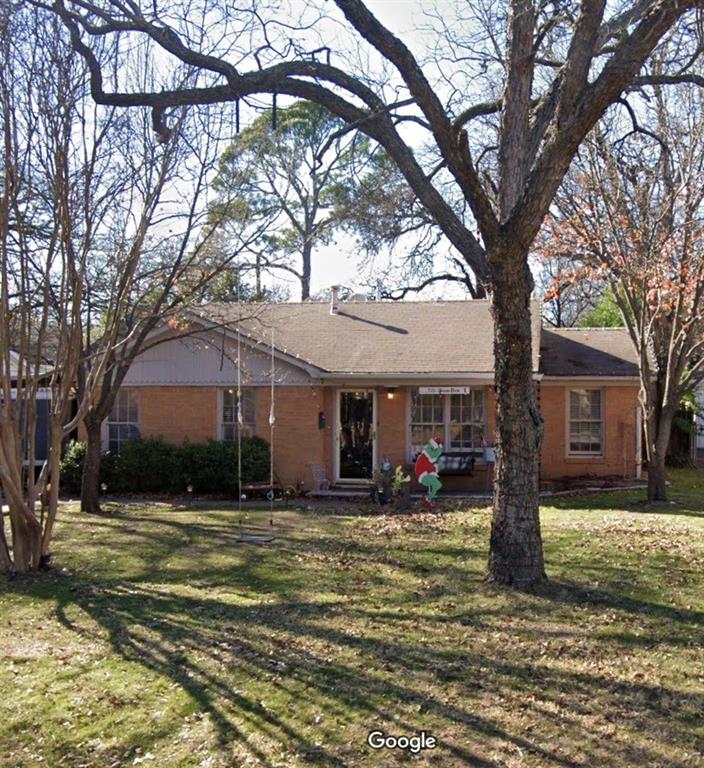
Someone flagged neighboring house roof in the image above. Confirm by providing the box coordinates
[539,328,639,378]
[195,299,544,376]
[7,350,53,381]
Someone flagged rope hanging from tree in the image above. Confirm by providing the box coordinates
[235,268,275,544]
[268,328,276,526]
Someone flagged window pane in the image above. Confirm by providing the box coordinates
[126,393,138,423]
[447,391,484,450]
[591,395,601,419]
[108,390,139,454]
[242,389,256,423]
[568,389,602,454]
[410,386,444,457]
[221,388,256,440]
[450,423,474,449]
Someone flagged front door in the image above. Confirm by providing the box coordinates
[337,390,376,480]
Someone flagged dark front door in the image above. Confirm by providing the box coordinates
[338,390,375,480]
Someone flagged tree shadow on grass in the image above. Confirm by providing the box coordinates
[6,505,704,767]
[43,577,703,767]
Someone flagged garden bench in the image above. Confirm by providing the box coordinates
[437,452,476,476]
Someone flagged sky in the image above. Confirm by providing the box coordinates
[312,0,420,296]
[274,0,470,301]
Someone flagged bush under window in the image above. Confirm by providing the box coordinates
[60,436,270,495]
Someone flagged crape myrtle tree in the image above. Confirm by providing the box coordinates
[47,0,704,587]
[75,99,273,516]
[210,99,369,301]
[535,248,605,327]
[0,7,114,571]
[1,5,270,561]
[536,82,704,501]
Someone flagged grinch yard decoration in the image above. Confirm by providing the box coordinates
[414,437,443,509]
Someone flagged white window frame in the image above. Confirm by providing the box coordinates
[408,390,445,459]
[448,389,486,452]
[408,387,487,461]
[219,387,256,443]
[566,388,604,458]
[333,388,378,483]
[104,388,140,454]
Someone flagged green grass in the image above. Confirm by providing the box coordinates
[2,471,704,767]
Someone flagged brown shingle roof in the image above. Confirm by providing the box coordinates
[196,299,543,375]
[539,328,639,377]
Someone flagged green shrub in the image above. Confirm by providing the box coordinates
[239,436,271,487]
[60,436,270,495]
[60,440,87,495]
[111,437,180,493]
[178,440,236,494]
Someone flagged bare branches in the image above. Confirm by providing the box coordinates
[498,0,536,219]
[537,83,704,491]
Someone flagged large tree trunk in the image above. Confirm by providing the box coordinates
[646,409,674,502]
[81,418,103,514]
[487,247,546,588]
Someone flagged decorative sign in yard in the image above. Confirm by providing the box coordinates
[414,437,443,510]
[418,386,470,395]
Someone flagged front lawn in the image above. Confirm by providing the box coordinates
[2,471,703,767]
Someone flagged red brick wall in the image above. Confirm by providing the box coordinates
[377,388,407,469]
[540,384,639,479]
[256,386,327,489]
[139,386,218,443]
[88,381,639,490]
[128,385,327,488]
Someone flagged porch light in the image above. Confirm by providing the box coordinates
[386,388,397,400]
[100,483,107,493]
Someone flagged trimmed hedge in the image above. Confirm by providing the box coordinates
[60,436,270,495]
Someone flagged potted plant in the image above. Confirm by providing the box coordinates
[393,465,412,511]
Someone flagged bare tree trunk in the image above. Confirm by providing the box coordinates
[301,240,312,301]
[647,410,674,502]
[39,422,63,563]
[487,246,546,588]
[81,418,103,514]
[8,503,42,573]
[255,253,263,300]
[647,449,668,501]
[0,507,12,573]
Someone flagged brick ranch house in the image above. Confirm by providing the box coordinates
[96,297,643,492]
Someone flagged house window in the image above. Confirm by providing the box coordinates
[449,391,485,450]
[222,388,256,443]
[108,389,140,453]
[410,392,444,456]
[568,389,603,456]
[410,388,486,457]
